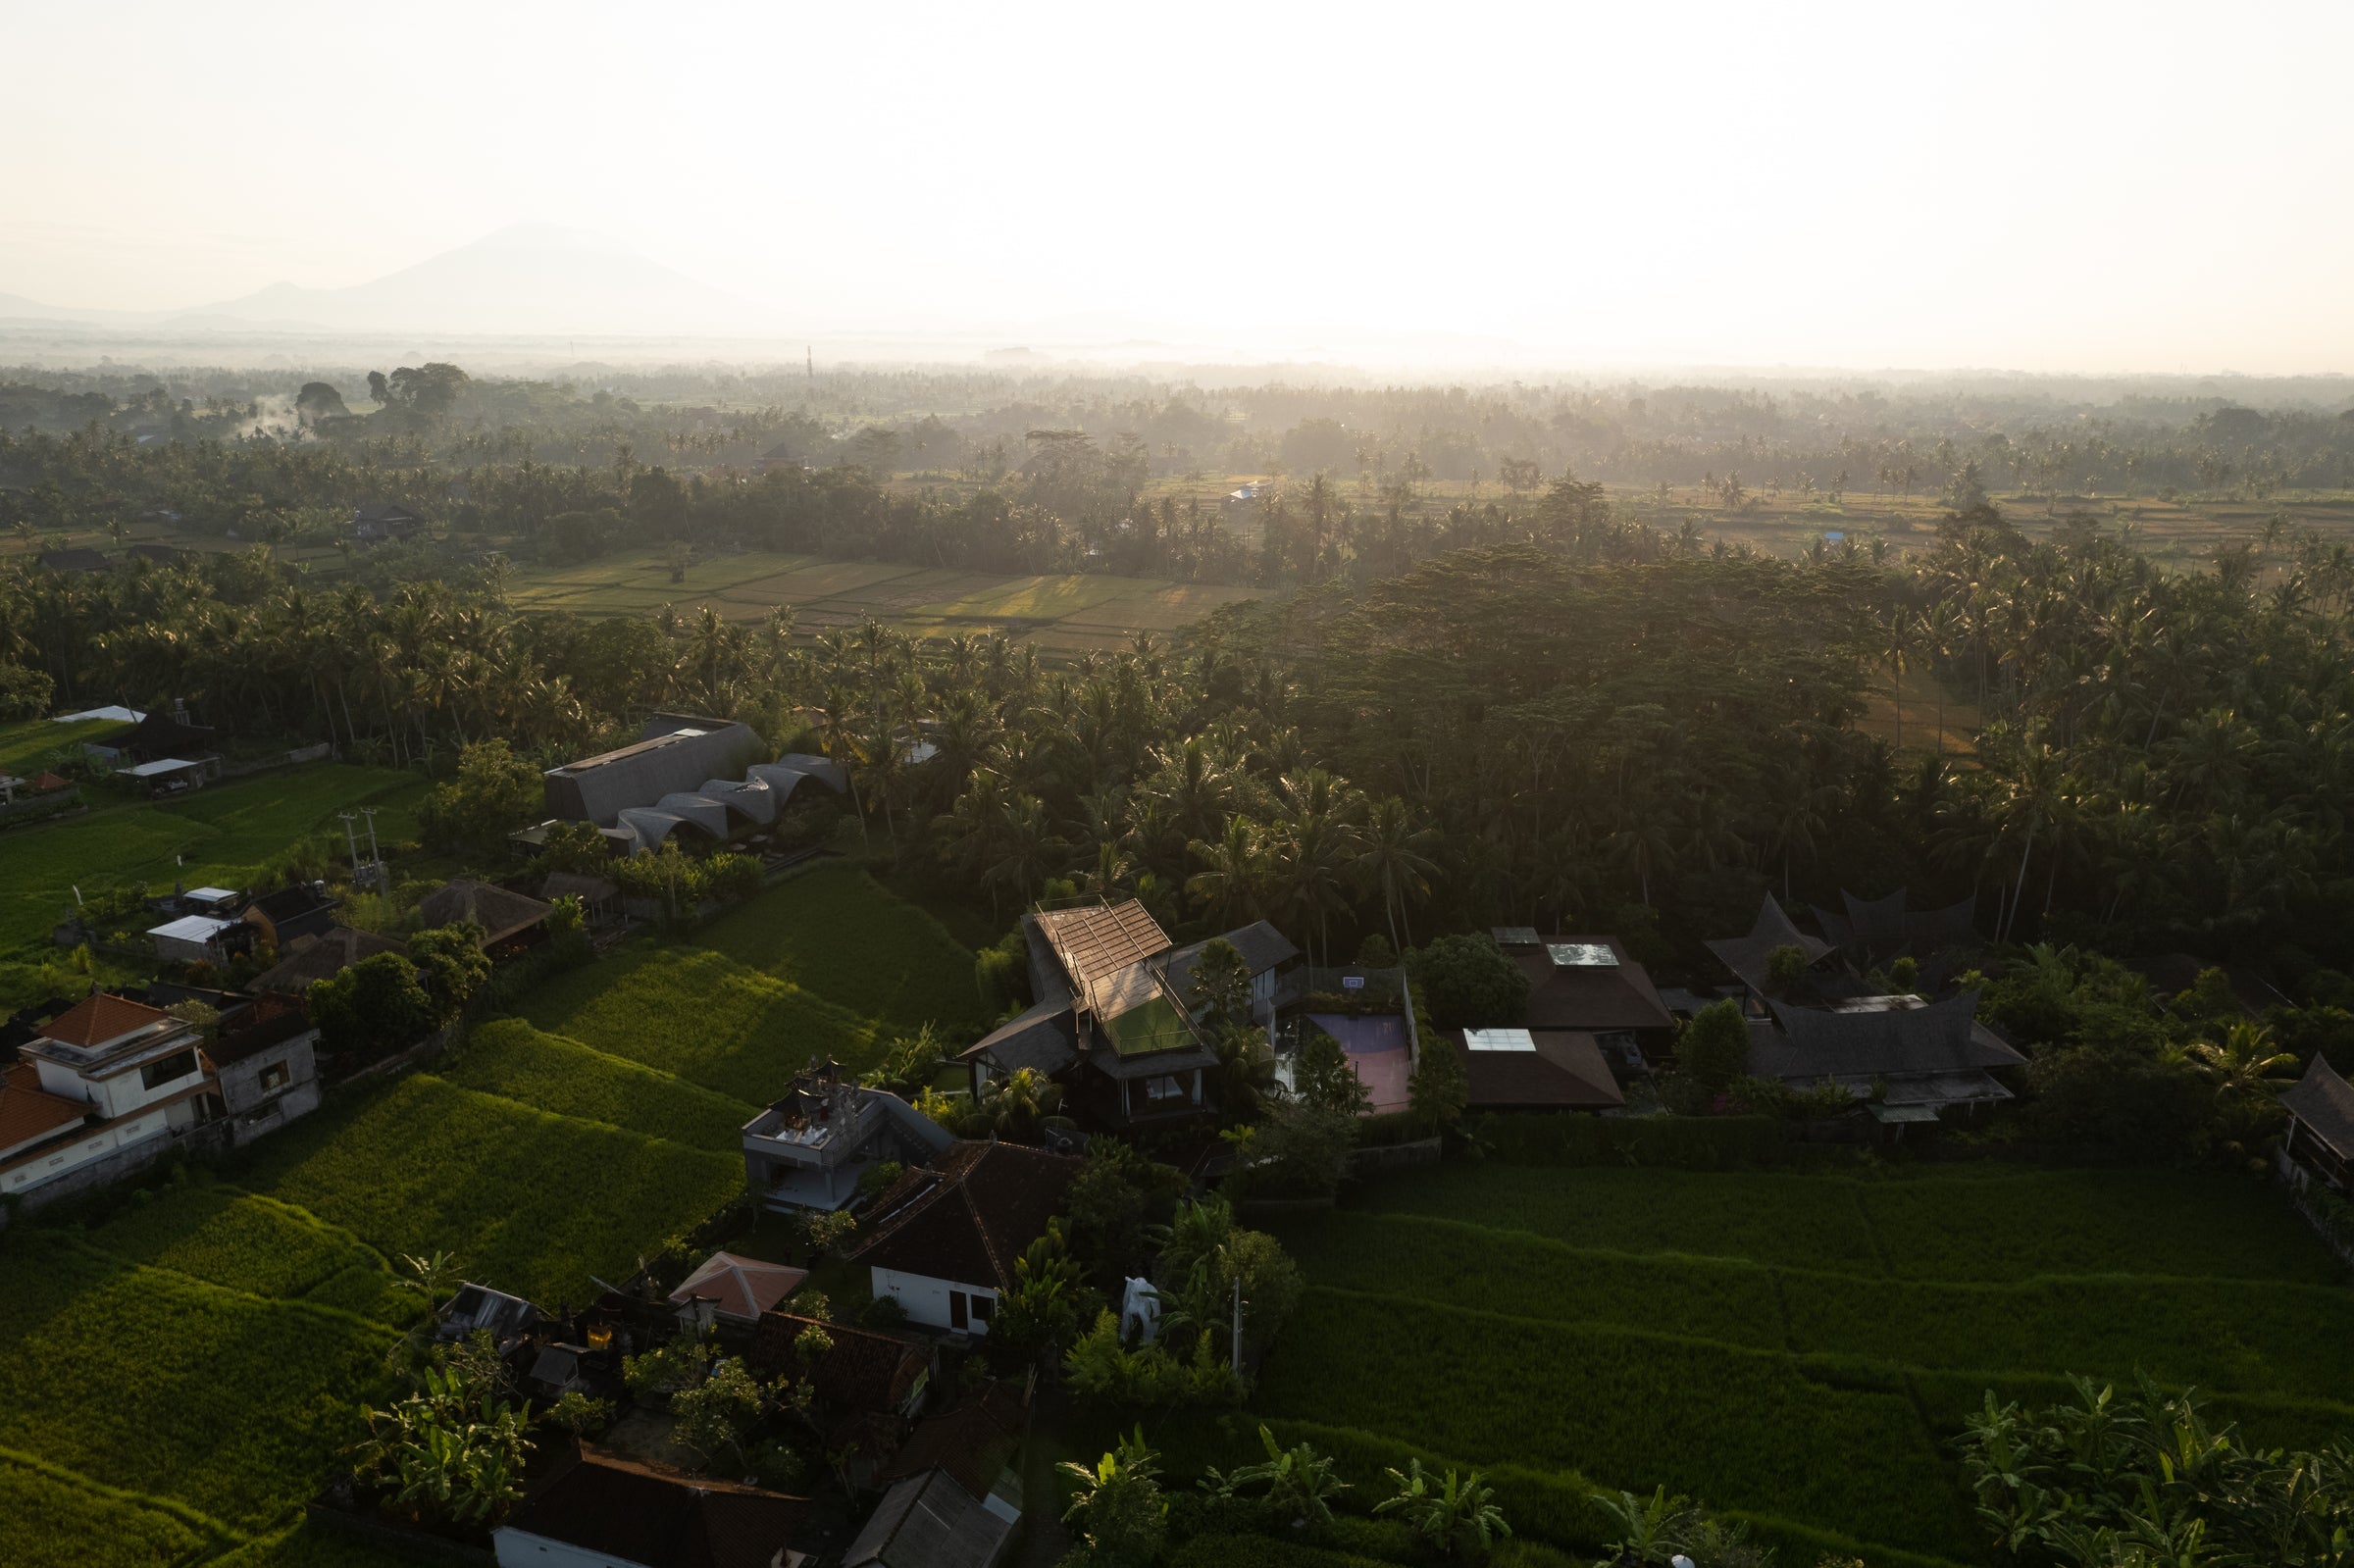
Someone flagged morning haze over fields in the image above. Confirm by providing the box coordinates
[3,6,2352,1568]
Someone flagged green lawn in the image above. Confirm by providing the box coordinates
[1243,1160,2354,1566]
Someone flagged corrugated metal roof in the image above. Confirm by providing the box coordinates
[1035,900,1171,1002]
[2283,1054,2354,1158]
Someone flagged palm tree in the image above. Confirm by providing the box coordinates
[1187,816,1266,929]
[2186,1022,2297,1102]
[1351,795,1440,948]
[1270,811,1357,967]
[985,793,1063,906]
[1766,774,1837,901]
[979,1067,1062,1140]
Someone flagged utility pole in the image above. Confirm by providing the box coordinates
[338,813,363,884]
[360,806,384,889]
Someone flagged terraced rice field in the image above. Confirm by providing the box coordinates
[516,859,989,1097]
[1234,1161,2354,1567]
[0,856,978,1566]
[504,549,1265,651]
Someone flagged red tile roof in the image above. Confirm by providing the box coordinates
[851,1140,1082,1291]
[0,1063,86,1155]
[750,1311,931,1416]
[667,1252,807,1324]
[502,1446,807,1568]
[39,992,173,1050]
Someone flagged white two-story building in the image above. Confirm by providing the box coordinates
[1,993,220,1203]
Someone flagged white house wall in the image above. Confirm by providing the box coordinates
[492,1524,644,1568]
[870,1266,996,1334]
[2,1108,174,1196]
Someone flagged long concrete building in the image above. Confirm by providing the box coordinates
[541,714,764,825]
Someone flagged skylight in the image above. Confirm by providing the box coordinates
[1464,1028,1536,1052]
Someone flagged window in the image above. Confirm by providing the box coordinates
[140,1049,199,1090]
[258,1061,289,1092]
[968,1293,994,1325]
[1144,1074,1187,1103]
[948,1290,970,1330]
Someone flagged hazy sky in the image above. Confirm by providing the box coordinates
[5,0,2350,372]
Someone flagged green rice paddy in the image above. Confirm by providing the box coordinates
[1238,1160,2354,1566]
[504,549,1264,651]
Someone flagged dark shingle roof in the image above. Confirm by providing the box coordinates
[1707,893,1834,992]
[960,1000,1078,1077]
[2282,1054,2354,1158]
[843,1468,1013,1568]
[1516,936,1675,1032]
[1815,887,1979,951]
[249,885,332,924]
[500,1446,806,1568]
[249,926,408,994]
[1453,1030,1625,1109]
[1752,991,2024,1081]
[1162,921,1299,1006]
[852,1141,1081,1291]
[418,880,551,947]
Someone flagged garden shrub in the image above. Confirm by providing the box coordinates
[1408,936,1528,1029]
[1356,1108,1438,1147]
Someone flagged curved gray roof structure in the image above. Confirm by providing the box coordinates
[617,806,692,847]
[700,779,779,824]
[654,792,733,836]
[777,752,849,791]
